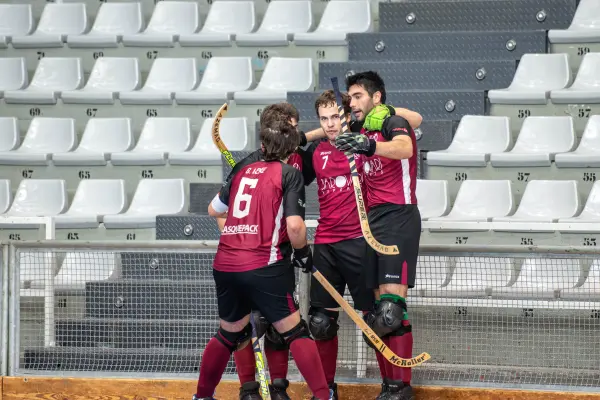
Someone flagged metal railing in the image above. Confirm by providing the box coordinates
[4,241,600,391]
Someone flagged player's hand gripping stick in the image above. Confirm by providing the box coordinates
[292,245,313,273]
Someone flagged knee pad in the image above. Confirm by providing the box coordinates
[215,324,252,353]
[362,311,378,350]
[251,310,269,340]
[281,319,311,346]
[264,325,288,351]
[370,298,407,338]
[308,307,339,341]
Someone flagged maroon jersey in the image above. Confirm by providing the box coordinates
[360,116,418,207]
[310,141,363,244]
[288,152,303,171]
[213,161,305,272]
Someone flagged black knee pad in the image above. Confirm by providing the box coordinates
[265,325,288,351]
[308,307,339,341]
[215,324,252,353]
[281,319,311,346]
[362,311,378,350]
[370,298,407,338]
[251,310,269,340]
[388,323,412,337]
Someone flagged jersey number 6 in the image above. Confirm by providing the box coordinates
[232,177,258,218]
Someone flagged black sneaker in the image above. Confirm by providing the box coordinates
[329,382,338,400]
[239,381,263,400]
[269,378,291,400]
[376,378,390,400]
[386,379,407,400]
[401,384,416,400]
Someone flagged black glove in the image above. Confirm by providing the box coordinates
[292,245,312,273]
[335,132,377,157]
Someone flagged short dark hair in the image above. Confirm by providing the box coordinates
[260,117,300,161]
[260,103,300,127]
[345,71,387,104]
[314,89,351,117]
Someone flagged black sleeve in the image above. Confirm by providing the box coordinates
[349,120,363,133]
[282,164,306,219]
[297,141,318,186]
[222,149,262,187]
[381,116,411,141]
[217,172,234,207]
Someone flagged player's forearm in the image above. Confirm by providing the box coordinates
[394,107,422,129]
[287,224,308,249]
[374,139,413,160]
[216,217,226,232]
[304,128,326,142]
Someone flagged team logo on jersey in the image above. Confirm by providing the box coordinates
[222,224,259,235]
[292,163,301,170]
[363,158,383,176]
[319,175,352,194]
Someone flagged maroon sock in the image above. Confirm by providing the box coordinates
[387,320,413,385]
[196,337,232,397]
[375,348,389,379]
[265,346,290,380]
[382,336,395,379]
[289,338,330,399]
[316,336,338,385]
[233,342,256,385]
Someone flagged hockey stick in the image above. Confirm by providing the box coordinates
[311,265,430,367]
[250,313,272,400]
[212,103,271,399]
[330,77,399,255]
[212,102,237,169]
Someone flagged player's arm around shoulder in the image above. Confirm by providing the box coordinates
[282,164,308,249]
[393,107,423,129]
[374,116,414,160]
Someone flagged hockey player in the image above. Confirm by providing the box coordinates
[335,71,421,400]
[194,117,332,400]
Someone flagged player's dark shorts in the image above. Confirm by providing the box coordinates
[213,262,299,324]
[311,237,375,311]
[364,204,421,289]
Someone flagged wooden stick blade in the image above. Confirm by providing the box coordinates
[211,102,236,168]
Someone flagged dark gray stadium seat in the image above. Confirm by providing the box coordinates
[288,91,485,122]
[417,120,458,152]
[155,214,221,241]
[348,31,547,62]
[379,0,576,33]
[120,252,216,280]
[319,60,516,91]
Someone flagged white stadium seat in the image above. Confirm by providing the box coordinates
[561,260,600,300]
[558,181,600,223]
[0,118,76,166]
[549,0,600,44]
[493,180,580,225]
[61,57,141,104]
[102,179,186,229]
[67,2,143,48]
[169,117,248,165]
[0,117,20,151]
[119,58,198,105]
[0,180,11,214]
[431,257,514,298]
[179,1,256,47]
[490,117,575,167]
[175,57,253,104]
[488,54,572,105]
[0,179,67,219]
[550,53,600,104]
[416,179,449,220]
[111,117,191,165]
[0,4,33,48]
[19,252,58,288]
[50,251,120,291]
[294,0,372,46]
[414,256,451,296]
[52,118,134,166]
[0,58,28,96]
[11,3,87,48]
[0,57,28,97]
[428,180,514,223]
[236,1,312,47]
[427,116,511,167]
[555,116,600,167]
[122,1,200,47]
[492,258,582,299]
[234,57,314,104]
[4,57,84,104]
[54,180,127,229]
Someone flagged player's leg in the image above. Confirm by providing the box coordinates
[195,270,256,400]
[233,310,268,386]
[263,325,292,400]
[374,207,421,400]
[309,243,345,399]
[250,263,331,400]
